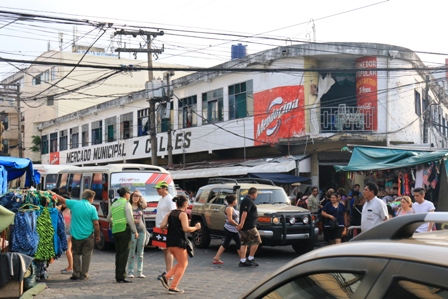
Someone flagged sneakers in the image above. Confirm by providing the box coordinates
[239,261,248,267]
[61,269,73,274]
[160,275,170,290]
[168,289,185,294]
[128,274,134,278]
[245,259,259,267]
[138,274,146,278]
[157,271,167,280]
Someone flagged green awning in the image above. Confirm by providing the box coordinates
[334,146,448,172]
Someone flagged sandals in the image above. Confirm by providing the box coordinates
[212,260,224,264]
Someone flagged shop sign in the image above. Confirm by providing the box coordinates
[356,56,378,131]
[254,85,305,145]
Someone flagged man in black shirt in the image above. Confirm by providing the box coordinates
[237,187,261,267]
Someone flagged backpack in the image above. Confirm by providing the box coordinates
[296,196,308,209]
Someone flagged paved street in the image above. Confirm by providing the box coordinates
[33,239,303,299]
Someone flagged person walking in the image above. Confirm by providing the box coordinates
[396,196,413,216]
[350,196,365,237]
[412,187,435,232]
[127,190,147,278]
[60,194,73,275]
[361,182,389,233]
[155,181,176,280]
[237,187,261,267]
[108,187,138,283]
[159,195,201,294]
[49,189,100,281]
[321,193,347,245]
[212,194,243,264]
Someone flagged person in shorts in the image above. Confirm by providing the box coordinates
[237,187,261,267]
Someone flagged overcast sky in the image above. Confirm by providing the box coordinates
[1,0,447,77]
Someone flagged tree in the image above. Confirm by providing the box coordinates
[30,135,41,153]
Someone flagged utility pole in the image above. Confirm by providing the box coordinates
[165,71,174,169]
[114,29,164,165]
[16,83,23,158]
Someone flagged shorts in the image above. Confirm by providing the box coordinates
[327,226,344,240]
[240,228,262,246]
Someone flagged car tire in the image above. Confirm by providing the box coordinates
[191,219,211,248]
[292,241,314,254]
[95,230,111,251]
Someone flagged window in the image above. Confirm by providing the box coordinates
[51,67,56,81]
[32,74,42,85]
[41,135,48,154]
[384,279,448,299]
[105,117,116,142]
[91,173,107,200]
[179,96,197,128]
[70,127,79,149]
[70,173,82,199]
[158,102,172,133]
[43,70,49,82]
[91,120,102,145]
[202,88,223,124]
[137,108,150,137]
[414,91,422,116]
[47,96,54,106]
[59,129,68,151]
[120,112,133,139]
[82,124,89,147]
[50,133,58,153]
[229,80,253,119]
[264,272,365,299]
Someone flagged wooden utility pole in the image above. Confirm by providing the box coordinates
[114,30,164,165]
[165,71,174,169]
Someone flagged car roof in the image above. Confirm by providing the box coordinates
[200,183,284,190]
[258,212,448,282]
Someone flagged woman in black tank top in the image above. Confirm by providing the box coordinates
[159,195,201,294]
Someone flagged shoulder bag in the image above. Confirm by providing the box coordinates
[171,212,194,258]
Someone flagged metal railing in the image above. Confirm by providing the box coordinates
[321,105,375,132]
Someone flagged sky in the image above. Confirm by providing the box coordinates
[0,0,447,78]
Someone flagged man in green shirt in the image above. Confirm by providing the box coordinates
[50,189,100,280]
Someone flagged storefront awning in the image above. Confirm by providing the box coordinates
[248,173,311,184]
[171,160,297,180]
[334,146,448,172]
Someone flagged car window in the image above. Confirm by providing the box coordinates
[197,189,209,203]
[383,279,448,299]
[208,188,221,204]
[240,189,290,204]
[262,272,365,299]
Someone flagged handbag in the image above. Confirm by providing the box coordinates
[144,230,151,246]
[329,219,338,229]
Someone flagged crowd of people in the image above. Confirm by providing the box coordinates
[292,182,436,244]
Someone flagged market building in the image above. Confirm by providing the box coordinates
[37,42,448,190]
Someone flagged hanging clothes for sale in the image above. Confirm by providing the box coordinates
[34,207,55,261]
[11,208,39,256]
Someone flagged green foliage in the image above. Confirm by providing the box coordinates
[30,135,41,153]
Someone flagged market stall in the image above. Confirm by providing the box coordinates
[334,146,448,212]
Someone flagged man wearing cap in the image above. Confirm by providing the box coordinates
[107,187,138,283]
[154,181,176,280]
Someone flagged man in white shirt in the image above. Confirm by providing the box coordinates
[412,187,435,233]
[361,182,389,233]
[154,181,176,280]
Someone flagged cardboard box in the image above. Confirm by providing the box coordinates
[0,280,23,298]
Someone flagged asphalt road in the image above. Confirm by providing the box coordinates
[32,239,305,299]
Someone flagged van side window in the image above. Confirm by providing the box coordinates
[91,173,104,200]
[71,173,82,199]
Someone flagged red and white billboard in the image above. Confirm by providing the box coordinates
[356,56,378,131]
[254,85,305,146]
[49,152,60,165]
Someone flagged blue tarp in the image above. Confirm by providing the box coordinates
[334,146,448,172]
[0,157,36,194]
[248,172,312,184]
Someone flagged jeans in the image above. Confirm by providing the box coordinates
[71,233,94,279]
[127,230,146,275]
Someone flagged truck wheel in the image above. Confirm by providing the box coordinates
[292,242,314,254]
[95,231,111,251]
[191,220,210,248]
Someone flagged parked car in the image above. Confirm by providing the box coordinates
[190,178,318,254]
[241,212,448,299]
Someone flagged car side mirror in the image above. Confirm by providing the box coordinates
[233,185,241,192]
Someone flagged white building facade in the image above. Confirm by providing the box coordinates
[38,43,448,187]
